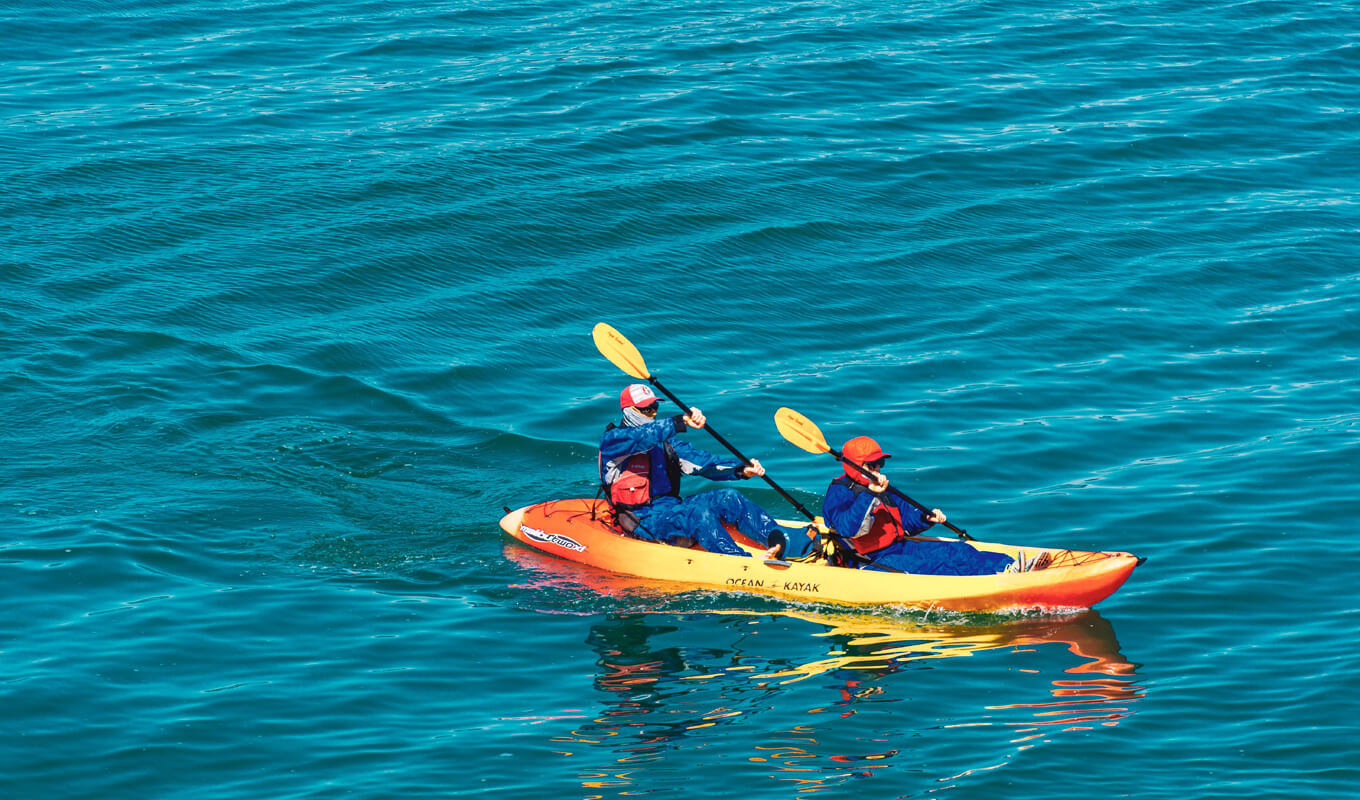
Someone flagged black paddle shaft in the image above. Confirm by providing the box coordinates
[646,376,818,523]
[830,446,973,541]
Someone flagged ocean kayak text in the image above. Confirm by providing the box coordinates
[726,577,821,593]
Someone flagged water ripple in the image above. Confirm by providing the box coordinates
[4,0,1359,798]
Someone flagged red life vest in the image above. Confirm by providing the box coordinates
[832,475,907,555]
[598,425,682,511]
[608,453,652,508]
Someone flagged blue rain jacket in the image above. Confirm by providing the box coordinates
[599,415,745,503]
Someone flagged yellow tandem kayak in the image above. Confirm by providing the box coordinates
[500,498,1141,613]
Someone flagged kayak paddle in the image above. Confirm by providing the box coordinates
[592,322,818,523]
[774,406,974,541]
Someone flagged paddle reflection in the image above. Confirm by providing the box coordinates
[504,543,1145,794]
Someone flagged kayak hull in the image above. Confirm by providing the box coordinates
[500,499,1140,612]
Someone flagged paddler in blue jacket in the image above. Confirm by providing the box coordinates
[822,436,1022,575]
[600,384,795,558]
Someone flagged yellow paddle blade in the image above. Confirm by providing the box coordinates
[592,322,650,380]
[775,407,831,454]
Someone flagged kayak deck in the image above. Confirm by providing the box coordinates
[500,498,1140,612]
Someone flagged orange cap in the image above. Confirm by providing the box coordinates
[842,436,891,482]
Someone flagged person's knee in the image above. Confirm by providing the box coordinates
[708,488,743,506]
[711,488,761,517]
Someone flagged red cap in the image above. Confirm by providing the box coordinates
[842,436,891,483]
[620,383,662,410]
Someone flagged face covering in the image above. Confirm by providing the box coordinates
[622,406,656,427]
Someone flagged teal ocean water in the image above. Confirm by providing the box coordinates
[3,0,1357,797]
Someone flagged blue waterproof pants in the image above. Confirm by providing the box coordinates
[863,539,1014,576]
[633,489,788,557]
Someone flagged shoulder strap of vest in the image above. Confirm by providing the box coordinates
[660,440,681,499]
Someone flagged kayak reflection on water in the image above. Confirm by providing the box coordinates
[505,544,1145,794]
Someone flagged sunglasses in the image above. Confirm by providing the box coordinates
[865,458,886,469]
[637,403,660,414]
